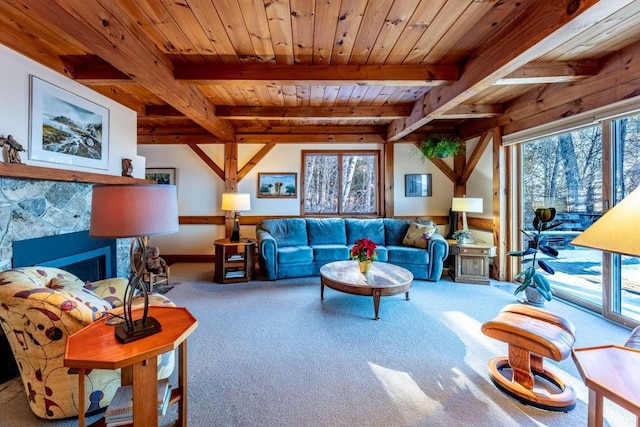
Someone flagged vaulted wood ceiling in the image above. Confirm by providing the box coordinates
[2,0,640,145]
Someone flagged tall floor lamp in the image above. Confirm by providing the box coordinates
[221,193,251,242]
[90,184,178,343]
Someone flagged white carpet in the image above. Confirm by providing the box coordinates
[0,263,636,426]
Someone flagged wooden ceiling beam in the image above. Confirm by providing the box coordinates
[494,60,599,85]
[188,144,224,180]
[215,106,412,120]
[236,134,386,144]
[174,64,459,86]
[387,0,635,141]
[19,0,236,142]
[437,104,504,119]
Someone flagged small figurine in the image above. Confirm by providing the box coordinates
[145,245,168,274]
[0,135,26,164]
[122,158,133,177]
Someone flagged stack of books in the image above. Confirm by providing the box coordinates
[104,378,171,426]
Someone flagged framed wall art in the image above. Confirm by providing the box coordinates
[145,168,176,185]
[405,174,432,197]
[258,173,297,198]
[29,76,110,169]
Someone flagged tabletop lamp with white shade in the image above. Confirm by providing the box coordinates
[90,184,179,343]
[451,196,484,232]
[221,193,251,242]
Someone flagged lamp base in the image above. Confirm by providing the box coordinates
[115,316,161,343]
[230,217,240,242]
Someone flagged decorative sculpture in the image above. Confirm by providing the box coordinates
[122,158,133,177]
[0,135,26,164]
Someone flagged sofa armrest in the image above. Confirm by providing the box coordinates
[84,277,129,308]
[426,233,449,281]
[256,229,278,280]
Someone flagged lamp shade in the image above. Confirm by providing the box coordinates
[221,193,251,212]
[90,184,179,238]
[571,186,640,257]
[451,197,483,213]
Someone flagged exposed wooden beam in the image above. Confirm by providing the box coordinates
[236,125,387,134]
[61,55,133,85]
[387,0,635,141]
[144,105,184,117]
[174,64,459,86]
[494,60,599,85]
[20,0,236,142]
[460,130,493,184]
[437,104,503,119]
[188,144,224,180]
[237,143,276,182]
[215,106,412,120]
[236,134,386,144]
[138,135,218,144]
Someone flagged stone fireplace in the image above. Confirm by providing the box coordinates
[0,176,129,277]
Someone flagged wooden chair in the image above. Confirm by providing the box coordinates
[481,304,576,412]
[143,266,170,292]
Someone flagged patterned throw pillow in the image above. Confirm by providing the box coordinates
[403,222,436,249]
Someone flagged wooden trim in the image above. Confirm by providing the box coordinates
[163,254,214,265]
[179,215,451,226]
[0,162,152,185]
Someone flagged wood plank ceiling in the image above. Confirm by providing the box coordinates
[2,0,640,145]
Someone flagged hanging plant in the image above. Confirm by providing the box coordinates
[417,135,464,159]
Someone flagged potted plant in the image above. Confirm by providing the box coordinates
[350,238,378,273]
[452,230,473,245]
[508,207,562,305]
[417,135,464,159]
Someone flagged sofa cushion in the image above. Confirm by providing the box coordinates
[383,218,410,245]
[307,218,346,245]
[278,246,314,264]
[402,222,437,249]
[262,218,308,247]
[387,245,429,264]
[312,244,349,261]
[345,218,385,245]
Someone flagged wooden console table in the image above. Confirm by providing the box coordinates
[64,306,198,427]
[447,240,496,285]
[214,238,256,283]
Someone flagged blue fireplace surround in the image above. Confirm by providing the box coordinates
[12,230,117,282]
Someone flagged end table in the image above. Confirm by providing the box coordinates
[447,240,496,285]
[213,238,256,283]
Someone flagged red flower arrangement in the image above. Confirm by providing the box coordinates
[350,238,378,262]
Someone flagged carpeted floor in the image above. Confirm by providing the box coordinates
[0,263,636,426]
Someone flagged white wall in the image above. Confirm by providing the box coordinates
[0,45,141,177]
[466,135,495,244]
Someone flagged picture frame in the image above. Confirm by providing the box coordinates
[29,76,110,169]
[405,174,432,197]
[258,173,297,198]
[145,168,176,185]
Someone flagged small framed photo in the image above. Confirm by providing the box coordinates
[29,76,110,169]
[145,168,176,185]
[405,174,432,197]
[258,173,297,198]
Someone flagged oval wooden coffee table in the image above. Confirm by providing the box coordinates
[320,260,413,320]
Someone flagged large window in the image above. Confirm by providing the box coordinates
[302,150,379,215]
[520,114,640,325]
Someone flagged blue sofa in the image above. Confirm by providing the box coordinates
[256,218,449,281]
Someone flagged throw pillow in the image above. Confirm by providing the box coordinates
[403,222,436,249]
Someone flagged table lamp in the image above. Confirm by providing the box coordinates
[90,184,178,343]
[571,186,640,257]
[221,193,251,242]
[451,196,483,232]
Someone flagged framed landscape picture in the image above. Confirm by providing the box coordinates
[29,76,109,169]
[258,173,297,198]
[145,168,176,185]
[405,174,432,197]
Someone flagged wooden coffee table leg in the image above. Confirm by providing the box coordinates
[373,289,382,320]
[320,282,325,299]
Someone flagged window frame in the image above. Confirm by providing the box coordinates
[301,149,381,216]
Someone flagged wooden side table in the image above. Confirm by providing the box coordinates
[572,345,640,426]
[447,240,496,285]
[213,238,256,283]
[64,306,198,427]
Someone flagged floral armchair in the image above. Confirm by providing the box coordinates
[0,266,175,419]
